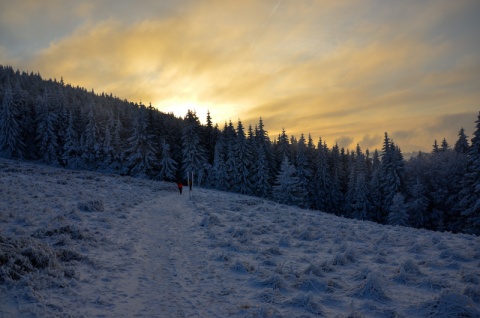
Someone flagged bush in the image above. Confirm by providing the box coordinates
[77,200,104,212]
[0,236,58,283]
[417,292,480,317]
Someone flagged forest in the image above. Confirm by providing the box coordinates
[0,65,479,235]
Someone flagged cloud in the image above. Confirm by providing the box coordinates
[1,0,478,152]
[358,134,382,150]
[426,111,478,141]
[335,136,354,149]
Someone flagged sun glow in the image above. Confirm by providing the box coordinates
[155,98,210,124]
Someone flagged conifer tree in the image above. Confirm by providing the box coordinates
[339,147,350,201]
[0,81,24,158]
[257,117,276,184]
[295,134,312,208]
[454,127,469,154]
[81,96,100,166]
[275,128,290,170]
[344,150,356,216]
[273,155,302,205]
[440,138,449,152]
[158,140,177,181]
[61,110,81,167]
[432,139,439,154]
[211,133,228,190]
[35,89,58,164]
[251,124,271,198]
[54,88,69,157]
[328,144,344,214]
[102,109,115,166]
[314,139,330,211]
[112,113,125,163]
[254,144,271,198]
[456,112,480,234]
[204,111,216,165]
[13,77,33,157]
[223,121,237,190]
[380,132,404,223]
[388,193,409,226]
[349,145,370,220]
[233,120,252,194]
[427,148,466,232]
[408,177,429,228]
[306,134,317,178]
[369,149,383,222]
[181,110,207,184]
[126,108,157,177]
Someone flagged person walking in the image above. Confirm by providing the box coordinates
[177,182,183,194]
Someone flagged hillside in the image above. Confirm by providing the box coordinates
[1,158,479,317]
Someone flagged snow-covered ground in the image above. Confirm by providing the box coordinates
[1,158,479,317]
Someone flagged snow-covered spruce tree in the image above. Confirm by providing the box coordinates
[380,132,404,223]
[328,144,344,215]
[344,150,356,216]
[233,120,253,194]
[126,107,157,177]
[54,88,69,160]
[440,138,449,152]
[454,127,469,154]
[428,148,467,232]
[81,96,100,167]
[388,192,409,226]
[369,149,383,222]
[101,109,115,167]
[350,144,370,220]
[273,155,302,205]
[0,80,24,158]
[306,134,318,201]
[181,110,207,185]
[275,128,291,171]
[35,89,59,164]
[255,145,272,198]
[295,134,312,208]
[339,147,350,207]
[251,125,271,198]
[158,140,177,181]
[257,117,277,185]
[456,112,480,234]
[12,77,33,158]
[61,110,81,168]
[112,113,125,165]
[246,124,259,195]
[313,139,331,212]
[290,135,297,165]
[408,177,429,229]
[432,139,440,154]
[210,133,228,191]
[204,110,216,165]
[222,121,236,190]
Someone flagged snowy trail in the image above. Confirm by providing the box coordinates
[106,192,225,318]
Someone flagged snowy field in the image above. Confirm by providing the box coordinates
[1,158,479,317]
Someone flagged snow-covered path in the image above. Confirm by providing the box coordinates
[100,192,230,318]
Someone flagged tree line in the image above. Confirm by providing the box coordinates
[1,65,479,235]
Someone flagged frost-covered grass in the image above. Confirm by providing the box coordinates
[1,158,479,317]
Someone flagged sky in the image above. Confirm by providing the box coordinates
[1,0,479,152]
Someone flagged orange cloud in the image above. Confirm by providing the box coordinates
[2,0,478,152]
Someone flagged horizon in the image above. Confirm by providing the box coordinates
[1,0,479,152]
